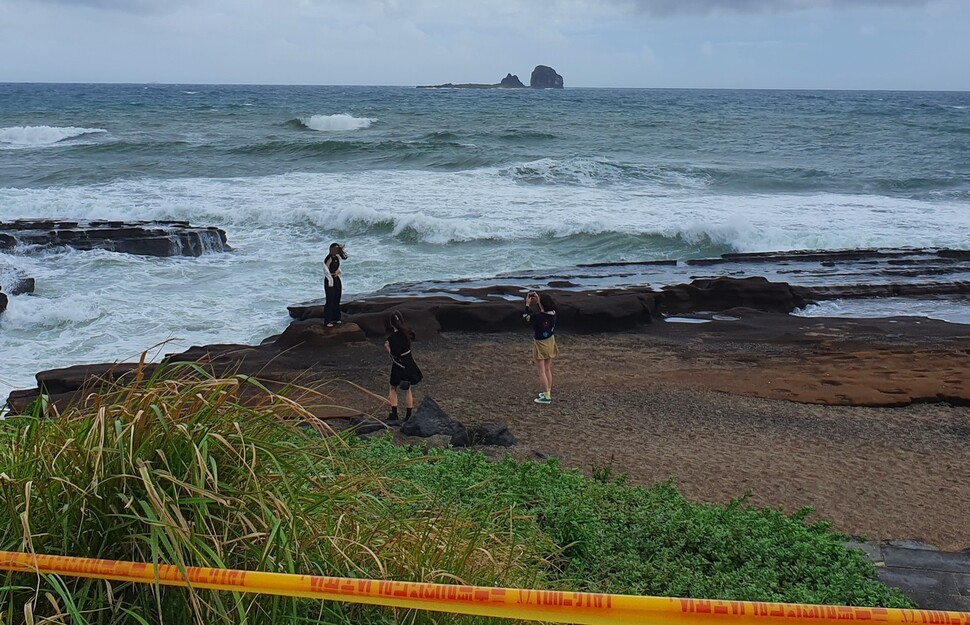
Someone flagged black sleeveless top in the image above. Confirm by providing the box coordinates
[326,254,341,274]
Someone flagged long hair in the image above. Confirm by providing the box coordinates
[539,293,556,312]
[329,242,348,260]
[389,311,416,340]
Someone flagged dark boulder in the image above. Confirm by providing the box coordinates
[348,417,389,435]
[558,291,657,331]
[36,362,152,396]
[400,397,467,439]
[658,277,806,314]
[273,320,367,350]
[530,65,564,89]
[451,422,517,447]
[500,73,526,88]
[0,261,35,295]
[0,219,230,257]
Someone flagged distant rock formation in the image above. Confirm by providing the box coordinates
[0,219,230,257]
[530,65,564,89]
[419,65,563,89]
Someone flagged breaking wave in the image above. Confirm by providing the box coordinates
[288,114,376,132]
[0,125,107,148]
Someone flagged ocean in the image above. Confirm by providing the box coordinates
[1,84,969,393]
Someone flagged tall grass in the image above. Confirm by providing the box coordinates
[0,361,914,624]
[0,363,551,625]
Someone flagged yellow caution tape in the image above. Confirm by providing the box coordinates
[1,550,968,625]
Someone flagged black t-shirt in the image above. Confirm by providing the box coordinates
[525,310,556,340]
[326,254,341,274]
[387,330,411,357]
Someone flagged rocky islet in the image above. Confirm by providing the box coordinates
[418,64,564,89]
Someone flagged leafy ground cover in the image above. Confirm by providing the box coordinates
[0,366,911,624]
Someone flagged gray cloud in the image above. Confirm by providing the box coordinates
[612,0,935,17]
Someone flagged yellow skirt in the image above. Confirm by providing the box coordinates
[532,336,560,361]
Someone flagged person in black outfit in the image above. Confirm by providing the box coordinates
[385,311,423,422]
[323,242,347,327]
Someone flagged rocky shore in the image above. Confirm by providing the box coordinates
[0,219,230,317]
[5,249,970,567]
[0,219,230,257]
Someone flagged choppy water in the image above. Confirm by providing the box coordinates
[1,84,969,392]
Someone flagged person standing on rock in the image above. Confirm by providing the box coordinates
[323,242,348,327]
[524,291,559,404]
[385,311,423,422]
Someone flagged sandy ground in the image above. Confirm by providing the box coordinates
[318,327,970,551]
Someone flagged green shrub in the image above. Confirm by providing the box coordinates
[346,437,913,608]
[0,367,913,625]
[0,366,549,624]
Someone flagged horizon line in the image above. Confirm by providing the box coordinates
[1,80,968,93]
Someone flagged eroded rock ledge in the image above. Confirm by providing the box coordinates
[8,275,970,413]
[0,219,230,257]
[288,276,809,338]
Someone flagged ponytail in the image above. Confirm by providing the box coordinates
[390,311,416,340]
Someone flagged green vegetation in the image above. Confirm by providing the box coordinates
[0,365,912,624]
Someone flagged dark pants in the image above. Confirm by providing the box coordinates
[324,277,342,324]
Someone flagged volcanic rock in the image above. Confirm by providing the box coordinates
[0,219,230,257]
[418,67,563,89]
[451,422,518,448]
[530,65,564,89]
[348,417,389,435]
[0,261,35,295]
[660,277,807,314]
[288,277,806,339]
[273,320,367,350]
[400,397,467,439]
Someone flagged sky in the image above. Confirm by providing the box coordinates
[0,0,967,89]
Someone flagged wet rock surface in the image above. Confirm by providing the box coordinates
[0,219,230,257]
[352,247,970,302]
[289,277,808,338]
[285,248,970,345]
[0,261,35,295]
[273,320,367,349]
[846,540,970,611]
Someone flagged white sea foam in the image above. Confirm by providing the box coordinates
[795,298,970,325]
[0,125,107,148]
[301,114,375,132]
[3,168,970,251]
[507,157,708,190]
[0,292,101,331]
[2,167,970,391]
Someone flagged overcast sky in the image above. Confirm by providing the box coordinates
[0,0,967,89]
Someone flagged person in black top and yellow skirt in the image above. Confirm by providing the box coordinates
[524,291,559,404]
[385,311,423,422]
